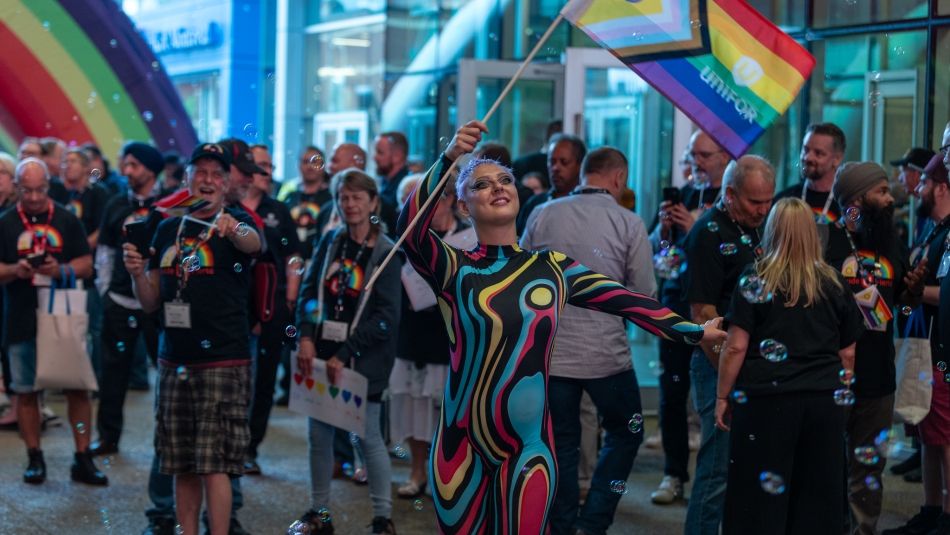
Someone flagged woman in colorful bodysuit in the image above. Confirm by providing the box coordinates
[397,121,725,534]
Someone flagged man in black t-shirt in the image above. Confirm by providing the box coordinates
[683,155,775,533]
[648,130,730,506]
[125,143,261,535]
[281,146,332,260]
[774,123,850,264]
[831,162,926,535]
[89,141,165,459]
[0,158,106,486]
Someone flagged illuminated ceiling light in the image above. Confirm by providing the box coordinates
[317,66,357,78]
[330,37,371,47]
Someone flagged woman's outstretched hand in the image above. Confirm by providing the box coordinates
[444,120,488,161]
[701,317,727,345]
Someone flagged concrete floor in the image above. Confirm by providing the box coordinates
[0,384,928,534]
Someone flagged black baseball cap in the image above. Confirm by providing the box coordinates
[188,142,232,170]
[890,147,936,170]
[218,138,265,175]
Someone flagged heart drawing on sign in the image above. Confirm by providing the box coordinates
[315,382,327,395]
[353,395,362,408]
[305,377,314,390]
[293,373,303,385]
[329,386,340,398]
[341,390,352,403]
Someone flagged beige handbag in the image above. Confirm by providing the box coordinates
[34,269,98,392]
[894,310,932,424]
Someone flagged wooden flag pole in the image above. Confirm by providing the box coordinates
[362,13,565,294]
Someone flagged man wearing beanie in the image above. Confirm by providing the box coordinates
[884,154,950,535]
[832,161,928,535]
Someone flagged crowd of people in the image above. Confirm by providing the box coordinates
[0,114,948,535]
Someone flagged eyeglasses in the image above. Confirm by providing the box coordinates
[690,150,723,161]
[17,185,48,196]
[940,143,950,156]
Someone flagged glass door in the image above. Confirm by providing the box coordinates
[456,59,564,160]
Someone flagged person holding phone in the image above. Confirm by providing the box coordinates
[648,130,731,507]
[0,158,104,485]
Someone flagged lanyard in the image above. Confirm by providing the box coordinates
[843,229,881,287]
[911,215,950,268]
[333,237,368,319]
[802,182,835,222]
[16,201,54,253]
[173,211,221,296]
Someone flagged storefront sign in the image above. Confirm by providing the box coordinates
[142,22,223,54]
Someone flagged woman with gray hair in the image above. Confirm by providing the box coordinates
[293,167,400,535]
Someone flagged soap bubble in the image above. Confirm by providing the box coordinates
[233,263,243,273]
[235,222,251,237]
[116,341,126,352]
[659,240,671,250]
[127,315,138,328]
[653,246,685,280]
[865,475,881,491]
[317,508,331,523]
[413,499,424,511]
[740,234,753,246]
[648,360,663,377]
[176,366,188,381]
[719,242,738,256]
[627,413,643,433]
[109,39,118,48]
[243,123,258,139]
[846,207,861,222]
[287,520,310,534]
[732,390,748,404]
[939,361,948,372]
[309,154,325,171]
[759,339,788,363]
[706,221,719,232]
[281,237,289,246]
[901,306,913,316]
[833,388,855,406]
[182,255,200,273]
[854,446,880,466]
[76,422,87,434]
[90,168,102,180]
[839,369,856,386]
[759,471,786,494]
[285,325,298,338]
[142,110,154,122]
[393,445,408,458]
[200,340,212,350]
[609,480,628,494]
[739,274,772,303]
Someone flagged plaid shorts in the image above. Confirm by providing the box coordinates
[155,364,251,476]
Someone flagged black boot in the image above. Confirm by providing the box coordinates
[23,448,46,484]
[71,450,108,485]
[881,505,940,534]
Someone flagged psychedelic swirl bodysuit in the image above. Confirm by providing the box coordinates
[397,157,704,534]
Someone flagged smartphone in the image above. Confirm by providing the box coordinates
[123,220,153,257]
[662,187,681,205]
[26,251,47,268]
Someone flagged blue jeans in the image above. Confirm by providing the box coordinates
[548,370,643,535]
[685,351,729,535]
[308,402,391,518]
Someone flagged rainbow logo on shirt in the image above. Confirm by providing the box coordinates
[66,199,83,219]
[159,239,214,274]
[326,258,365,294]
[17,225,63,254]
[841,250,893,285]
[812,206,838,224]
[291,202,322,227]
[122,206,150,228]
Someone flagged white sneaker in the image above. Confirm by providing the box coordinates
[651,475,684,505]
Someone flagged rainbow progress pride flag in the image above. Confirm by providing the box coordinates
[562,0,815,158]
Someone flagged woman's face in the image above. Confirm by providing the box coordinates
[458,163,519,225]
[337,185,378,227]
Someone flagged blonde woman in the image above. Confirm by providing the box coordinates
[715,197,863,534]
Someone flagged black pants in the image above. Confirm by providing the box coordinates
[96,296,160,445]
[658,338,693,481]
[247,309,291,459]
[722,390,845,535]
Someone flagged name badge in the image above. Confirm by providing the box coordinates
[321,320,348,342]
[164,301,192,329]
[937,250,950,279]
[853,284,892,332]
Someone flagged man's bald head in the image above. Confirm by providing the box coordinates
[330,143,367,175]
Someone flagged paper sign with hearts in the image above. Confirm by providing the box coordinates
[289,354,368,438]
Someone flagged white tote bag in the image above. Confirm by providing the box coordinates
[894,309,932,424]
[34,269,98,392]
